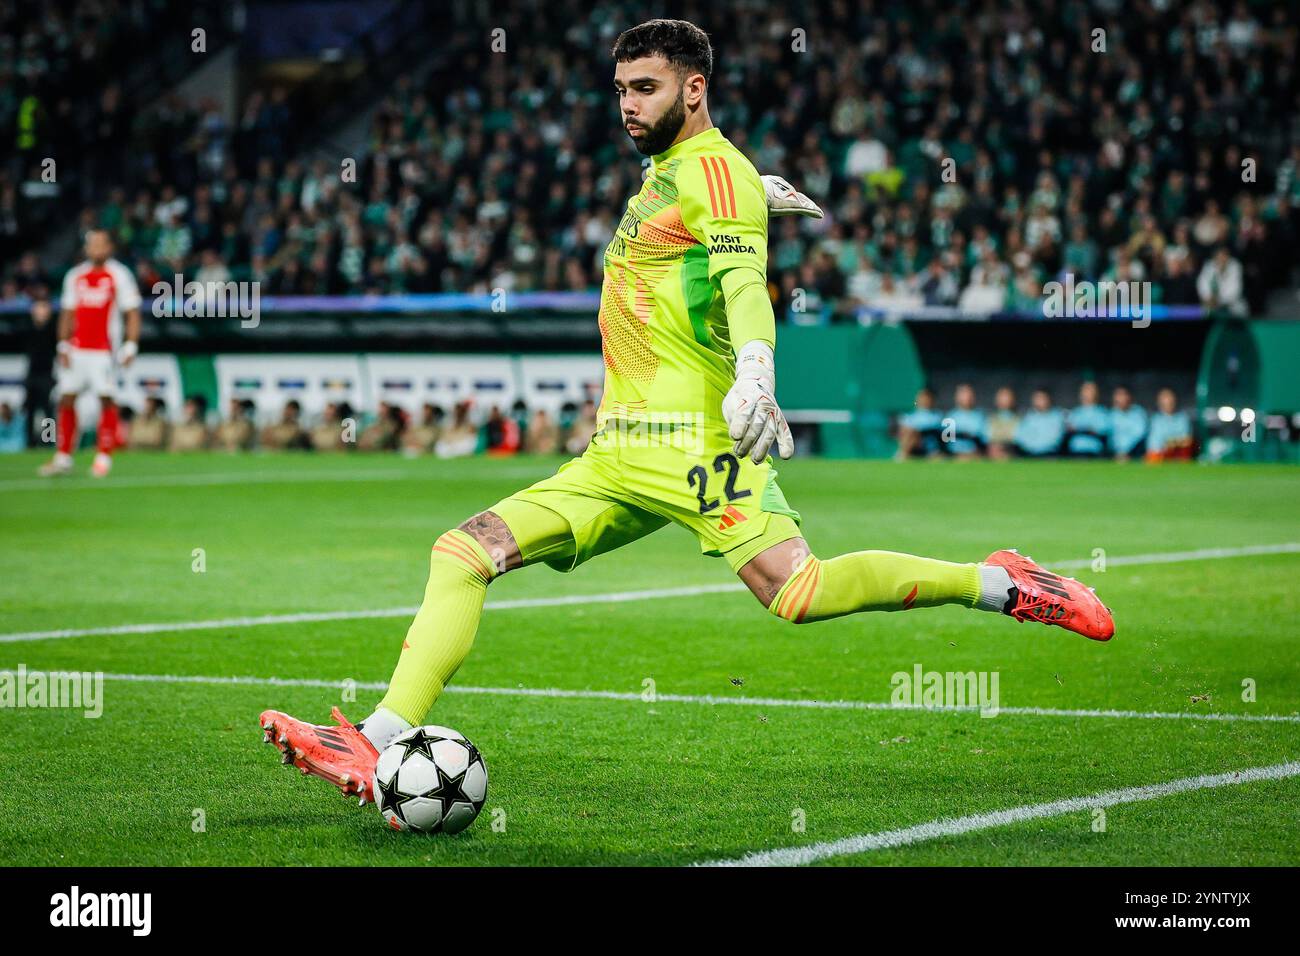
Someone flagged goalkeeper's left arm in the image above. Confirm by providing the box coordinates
[678,152,795,463]
[716,267,793,462]
[724,172,821,458]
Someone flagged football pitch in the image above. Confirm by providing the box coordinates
[2,451,1297,866]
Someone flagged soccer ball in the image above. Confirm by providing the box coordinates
[372,725,488,834]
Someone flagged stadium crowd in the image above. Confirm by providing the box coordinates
[3,0,1299,320]
[0,380,1198,463]
[895,381,1195,461]
[0,392,604,459]
[0,0,214,261]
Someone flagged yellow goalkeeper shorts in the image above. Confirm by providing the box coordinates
[489,422,802,573]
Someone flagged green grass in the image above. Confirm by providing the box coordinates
[1,450,1297,866]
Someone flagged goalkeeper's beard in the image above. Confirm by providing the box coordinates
[628,90,686,156]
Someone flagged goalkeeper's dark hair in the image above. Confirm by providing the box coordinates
[612,19,712,83]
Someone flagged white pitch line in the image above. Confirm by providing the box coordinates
[0,607,425,643]
[1048,542,1300,569]
[1,541,1296,646]
[42,671,1300,725]
[700,760,1300,867]
[0,584,743,644]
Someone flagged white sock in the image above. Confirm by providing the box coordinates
[976,563,1014,612]
[358,706,412,752]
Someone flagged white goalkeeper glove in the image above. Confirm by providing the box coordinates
[723,341,794,463]
[762,174,824,219]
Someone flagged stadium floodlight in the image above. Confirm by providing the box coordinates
[1217,406,1237,423]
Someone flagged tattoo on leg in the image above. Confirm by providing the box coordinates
[458,511,523,574]
[741,538,812,610]
[739,564,787,608]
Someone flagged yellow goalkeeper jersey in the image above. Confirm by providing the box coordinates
[596,126,768,431]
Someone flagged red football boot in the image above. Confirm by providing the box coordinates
[260,706,379,806]
[985,549,1115,642]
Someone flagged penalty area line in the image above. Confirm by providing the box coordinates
[698,760,1300,866]
[1,541,1296,645]
[34,671,1300,725]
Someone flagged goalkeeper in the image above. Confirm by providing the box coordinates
[260,18,1113,805]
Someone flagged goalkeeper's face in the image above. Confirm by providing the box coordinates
[614,56,689,156]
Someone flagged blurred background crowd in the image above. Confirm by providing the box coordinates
[0,381,1197,462]
[4,0,1299,319]
[895,380,1194,461]
[0,390,603,458]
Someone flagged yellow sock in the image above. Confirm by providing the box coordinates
[379,530,497,724]
[769,550,980,623]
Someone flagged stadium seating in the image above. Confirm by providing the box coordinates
[4,0,1297,315]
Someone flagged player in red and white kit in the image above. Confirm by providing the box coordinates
[39,229,142,478]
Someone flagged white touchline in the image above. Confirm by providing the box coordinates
[44,671,1300,724]
[1,542,1296,646]
[699,760,1300,867]
[1046,542,1300,569]
[0,584,743,644]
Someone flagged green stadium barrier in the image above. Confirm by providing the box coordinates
[776,323,924,458]
[1198,319,1300,463]
[176,354,221,415]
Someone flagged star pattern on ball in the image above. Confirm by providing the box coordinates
[375,771,409,822]
[461,740,482,767]
[393,727,442,762]
[431,762,473,817]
